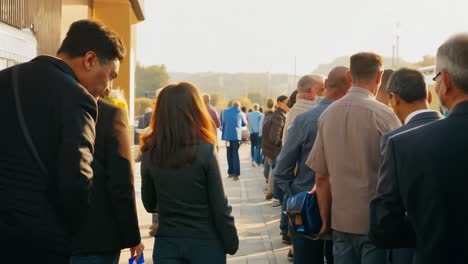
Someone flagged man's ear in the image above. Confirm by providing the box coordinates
[390,93,401,108]
[83,51,98,71]
[427,89,433,104]
[375,70,384,85]
[442,71,455,96]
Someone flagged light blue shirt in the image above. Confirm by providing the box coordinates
[247,111,264,134]
[274,98,333,195]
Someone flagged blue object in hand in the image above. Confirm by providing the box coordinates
[129,253,144,264]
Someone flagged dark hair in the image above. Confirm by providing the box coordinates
[286,90,297,108]
[241,106,247,113]
[277,95,288,103]
[387,68,427,103]
[141,82,216,168]
[350,52,383,80]
[58,19,125,62]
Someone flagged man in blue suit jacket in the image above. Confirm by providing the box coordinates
[221,101,246,181]
[369,34,468,264]
[370,68,444,264]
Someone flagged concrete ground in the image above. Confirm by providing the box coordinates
[123,143,291,264]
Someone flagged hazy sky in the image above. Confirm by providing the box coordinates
[136,0,468,75]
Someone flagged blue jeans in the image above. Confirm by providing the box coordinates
[154,238,226,264]
[332,230,386,264]
[250,133,261,164]
[290,225,333,264]
[71,254,120,264]
[226,141,240,176]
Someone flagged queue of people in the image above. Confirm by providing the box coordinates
[1,17,468,264]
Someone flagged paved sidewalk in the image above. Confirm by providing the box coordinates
[124,144,291,264]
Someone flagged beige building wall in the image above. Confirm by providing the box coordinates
[61,0,92,40]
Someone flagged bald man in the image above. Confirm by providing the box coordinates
[282,74,326,142]
[275,67,351,263]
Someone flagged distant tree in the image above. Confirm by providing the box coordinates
[210,92,228,113]
[413,55,436,68]
[135,63,169,97]
[247,92,268,107]
[134,97,153,117]
[236,96,253,110]
[209,92,222,106]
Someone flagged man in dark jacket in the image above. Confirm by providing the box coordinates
[370,68,443,264]
[262,95,289,200]
[71,99,143,264]
[0,19,124,263]
[369,34,468,264]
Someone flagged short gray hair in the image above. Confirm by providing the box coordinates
[253,103,259,110]
[232,100,240,107]
[437,33,468,93]
[297,74,326,93]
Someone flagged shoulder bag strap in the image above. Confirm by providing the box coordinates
[11,66,48,176]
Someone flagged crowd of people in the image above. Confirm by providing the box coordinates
[216,35,468,264]
[1,17,468,264]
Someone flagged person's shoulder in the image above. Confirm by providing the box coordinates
[368,100,395,117]
[391,118,445,147]
[98,98,116,111]
[294,109,312,123]
[196,142,216,155]
[98,99,125,117]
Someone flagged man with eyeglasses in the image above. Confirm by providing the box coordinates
[369,68,443,264]
[368,34,468,264]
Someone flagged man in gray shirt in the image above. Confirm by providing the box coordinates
[307,52,400,264]
[275,66,351,263]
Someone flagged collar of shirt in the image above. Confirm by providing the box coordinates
[349,87,375,98]
[294,97,322,109]
[33,55,79,81]
[404,109,438,125]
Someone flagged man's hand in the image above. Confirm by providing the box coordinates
[315,172,331,235]
[130,242,145,262]
[308,185,316,194]
[319,215,330,235]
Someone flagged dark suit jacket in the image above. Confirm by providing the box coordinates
[379,111,444,155]
[0,56,97,254]
[73,99,141,254]
[369,103,468,264]
[141,143,239,255]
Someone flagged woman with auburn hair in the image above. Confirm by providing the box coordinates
[140,82,239,263]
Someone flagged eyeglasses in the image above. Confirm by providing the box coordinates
[432,71,442,81]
